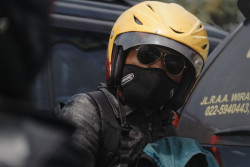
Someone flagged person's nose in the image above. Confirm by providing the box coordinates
[149,57,182,83]
[148,56,166,72]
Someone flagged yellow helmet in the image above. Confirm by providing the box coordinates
[106,1,209,110]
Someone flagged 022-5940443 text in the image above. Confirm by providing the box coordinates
[204,103,250,116]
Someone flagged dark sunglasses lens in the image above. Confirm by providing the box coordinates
[165,54,185,75]
[137,45,161,65]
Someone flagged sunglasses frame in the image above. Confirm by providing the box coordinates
[136,45,186,76]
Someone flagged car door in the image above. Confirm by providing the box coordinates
[177,1,250,166]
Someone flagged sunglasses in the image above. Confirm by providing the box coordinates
[136,45,186,76]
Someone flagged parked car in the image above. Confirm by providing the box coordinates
[177,0,250,166]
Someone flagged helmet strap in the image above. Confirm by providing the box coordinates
[116,85,131,167]
[108,46,128,89]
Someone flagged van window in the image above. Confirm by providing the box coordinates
[51,31,108,100]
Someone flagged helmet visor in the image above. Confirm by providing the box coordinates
[136,45,186,76]
[114,32,204,77]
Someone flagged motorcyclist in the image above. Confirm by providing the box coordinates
[59,1,209,167]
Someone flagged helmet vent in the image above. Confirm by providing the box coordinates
[202,44,208,50]
[169,27,184,34]
[134,16,143,25]
[146,4,154,12]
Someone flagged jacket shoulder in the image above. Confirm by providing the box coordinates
[58,93,101,159]
[60,93,99,116]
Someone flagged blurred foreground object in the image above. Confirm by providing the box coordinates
[0,0,50,96]
[0,0,93,166]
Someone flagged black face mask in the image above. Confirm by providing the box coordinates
[121,65,178,110]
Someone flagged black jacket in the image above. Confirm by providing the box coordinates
[59,84,178,167]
